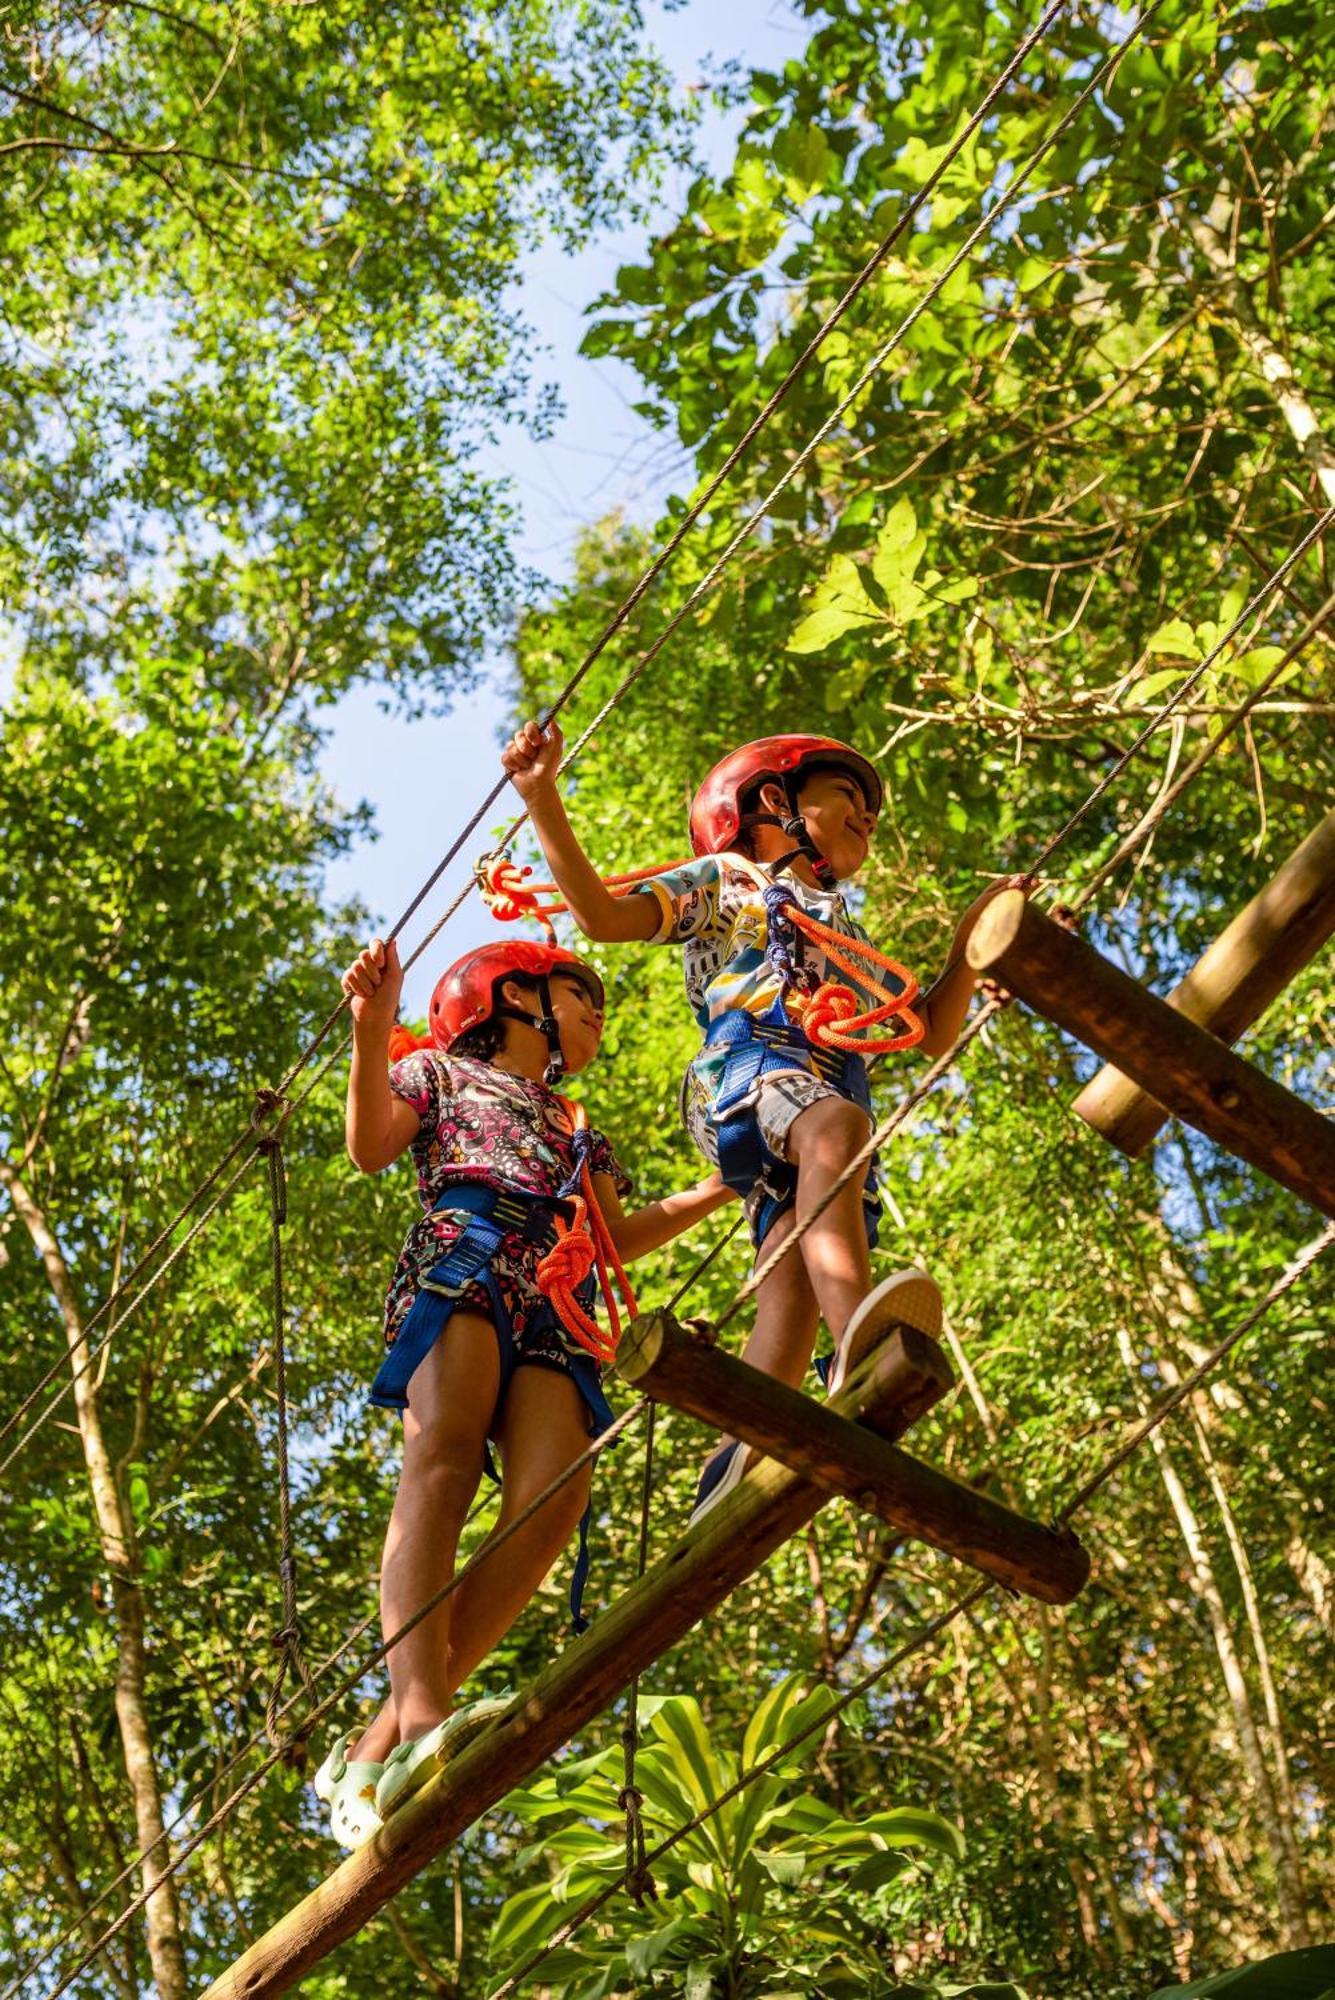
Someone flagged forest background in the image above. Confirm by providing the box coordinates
[1,1,1332,1996]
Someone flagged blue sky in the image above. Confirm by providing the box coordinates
[319,0,807,1014]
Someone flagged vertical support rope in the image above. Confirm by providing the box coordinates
[618,1402,659,1909]
[253,1090,316,1764]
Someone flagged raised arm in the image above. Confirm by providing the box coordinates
[502,719,659,944]
[342,937,422,1172]
[916,878,1027,1056]
[592,1168,738,1265]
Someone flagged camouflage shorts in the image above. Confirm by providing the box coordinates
[682,1065,873,1234]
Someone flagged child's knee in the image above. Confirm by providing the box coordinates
[788,1095,871,1168]
[400,1423,485,1500]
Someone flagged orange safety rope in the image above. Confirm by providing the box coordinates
[478,853,688,942]
[777,904,926,1056]
[536,1098,638,1365]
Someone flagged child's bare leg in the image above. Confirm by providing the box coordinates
[440,1367,594,1691]
[352,1312,498,1761]
[739,1207,821,1388]
[698,1211,819,1472]
[785,1096,875,1345]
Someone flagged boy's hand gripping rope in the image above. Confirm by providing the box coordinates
[534,1102,638,1364]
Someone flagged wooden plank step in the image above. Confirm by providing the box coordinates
[200,1327,950,1998]
[1074,808,1335,1156]
[966,890,1335,1219]
[618,1311,1089,1606]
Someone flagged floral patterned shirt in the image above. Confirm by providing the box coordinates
[381,1050,631,1352]
[388,1049,630,1209]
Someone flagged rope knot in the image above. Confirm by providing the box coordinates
[477,852,557,941]
[616,1783,659,1907]
[536,1206,597,1296]
[250,1087,293,1148]
[795,982,860,1045]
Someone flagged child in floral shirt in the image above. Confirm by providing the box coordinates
[316,935,732,1847]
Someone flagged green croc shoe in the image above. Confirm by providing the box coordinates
[375,1697,512,1819]
[312,1733,384,1850]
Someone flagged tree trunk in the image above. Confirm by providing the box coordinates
[1114,1322,1308,1947]
[1131,1229,1311,1940]
[1163,1370,1309,1937]
[3,1166,188,1999]
[1284,1530,1335,1641]
[1188,191,1335,506]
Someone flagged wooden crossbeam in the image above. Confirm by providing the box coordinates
[201,1329,950,1998]
[966,890,1335,1218]
[1074,809,1335,1156]
[619,1312,1089,1604]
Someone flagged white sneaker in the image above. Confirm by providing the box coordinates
[312,1733,384,1850]
[375,1696,511,1819]
[826,1268,943,1397]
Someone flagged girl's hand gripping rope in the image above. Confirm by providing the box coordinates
[341,937,405,1038]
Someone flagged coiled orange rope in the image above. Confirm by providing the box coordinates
[779,904,925,1055]
[536,1098,638,1364]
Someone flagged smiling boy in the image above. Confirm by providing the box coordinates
[502,724,1010,1520]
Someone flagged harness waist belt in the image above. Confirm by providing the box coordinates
[704,1005,871,1115]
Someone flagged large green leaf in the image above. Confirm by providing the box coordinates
[1149,1948,1335,1999]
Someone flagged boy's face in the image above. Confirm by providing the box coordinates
[794,766,877,880]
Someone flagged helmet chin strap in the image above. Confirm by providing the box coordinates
[745,799,838,890]
[493,974,566,1086]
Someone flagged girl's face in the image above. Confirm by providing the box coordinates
[548,971,604,1075]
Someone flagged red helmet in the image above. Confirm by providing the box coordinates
[428,942,605,1051]
[689,736,883,857]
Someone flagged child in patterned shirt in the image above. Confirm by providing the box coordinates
[316,934,732,1847]
[503,721,1016,1520]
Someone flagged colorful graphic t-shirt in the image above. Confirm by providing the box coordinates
[635,852,891,1129]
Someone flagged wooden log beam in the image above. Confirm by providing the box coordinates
[201,1329,950,1998]
[618,1313,1089,1605]
[1074,809,1335,1156]
[966,891,1335,1218]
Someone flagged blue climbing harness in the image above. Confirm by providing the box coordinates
[704,1000,881,1250]
[370,1179,615,1630]
[702,881,884,1249]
